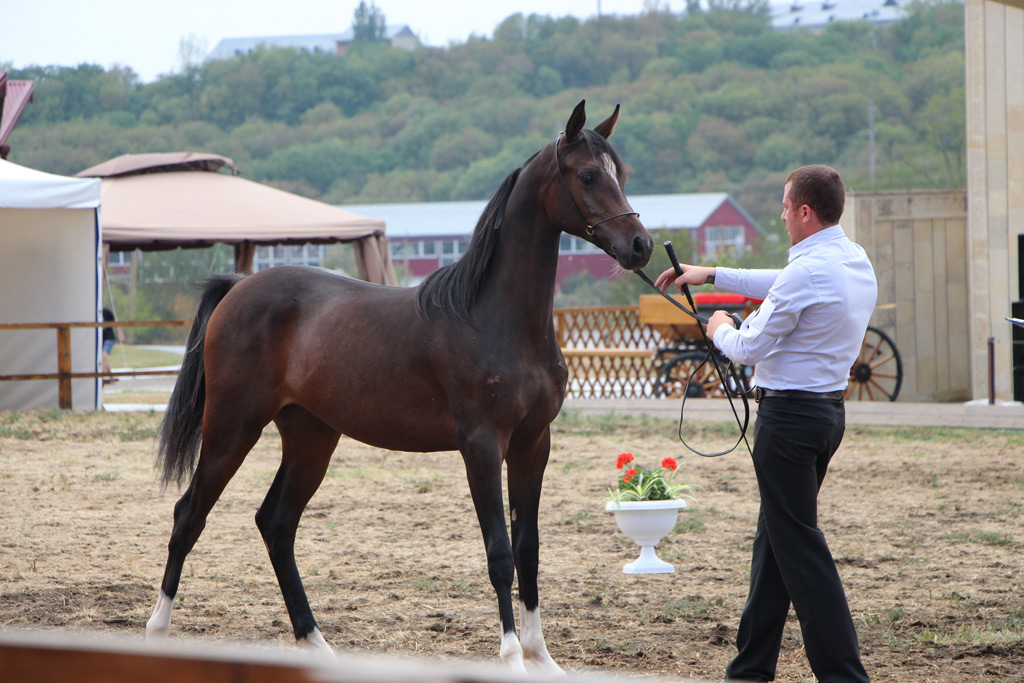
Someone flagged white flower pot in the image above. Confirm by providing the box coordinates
[605,499,688,574]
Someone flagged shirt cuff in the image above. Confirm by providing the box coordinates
[712,323,731,349]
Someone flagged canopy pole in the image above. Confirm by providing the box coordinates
[234,241,255,275]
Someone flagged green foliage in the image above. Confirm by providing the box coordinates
[607,452,698,502]
[352,1,387,43]
[5,1,966,296]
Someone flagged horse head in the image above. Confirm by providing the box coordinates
[549,100,653,271]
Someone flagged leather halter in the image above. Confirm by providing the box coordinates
[553,132,639,236]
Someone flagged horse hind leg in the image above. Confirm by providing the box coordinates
[147,417,265,639]
[255,405,340,653]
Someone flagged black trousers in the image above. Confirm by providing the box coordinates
[725,397,869,683]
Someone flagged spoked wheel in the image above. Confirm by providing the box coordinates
[653,349,751,399]
[846,325,902,401]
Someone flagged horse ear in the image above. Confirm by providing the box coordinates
[593,104,620,139]
[564,100,586,143]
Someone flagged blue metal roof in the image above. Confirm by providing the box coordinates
[207,26,413,61]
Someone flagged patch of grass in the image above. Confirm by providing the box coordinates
[91,471,121,482]
[560,459,591,475]
[945,530,1018,548]
[552,411,678,438]
[892,526,920,551]
[915,623,1024,647]
[592,638,633,652]
[409,577,437,591]
[412,477,435,493]
[109,345,183,370]
[674,508,706,534]
[662,596,713,617]
[560,509,595,524]
[846,425,1024,446]
[0,424,36,439]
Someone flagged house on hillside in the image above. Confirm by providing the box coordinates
[206,25,418,62]
[769,0,906,29]
[0,71,35,160]
[341,193,763,287]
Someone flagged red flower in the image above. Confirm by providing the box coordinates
[622,467,638,483]
[661,457,678,471]
[616,452,635,469]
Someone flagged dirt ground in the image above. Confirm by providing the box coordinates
[1,409,1022,682]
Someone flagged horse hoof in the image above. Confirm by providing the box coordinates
[527,656,566,676]
[145,620,169,640]
[503,656,528,676]
[298,628,335,656]
[146,592,173,639]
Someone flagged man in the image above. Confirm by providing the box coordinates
[101,307,125,384]
[655,165,875,682]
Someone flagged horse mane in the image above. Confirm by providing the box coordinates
[415,166,523,323]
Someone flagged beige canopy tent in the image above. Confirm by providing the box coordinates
[77,153,397,285]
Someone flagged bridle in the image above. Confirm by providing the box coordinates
[552,131,752,458]
[553,132,639,236]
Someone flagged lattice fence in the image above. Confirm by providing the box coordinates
[553,306,662,399]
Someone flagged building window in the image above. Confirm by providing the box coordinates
[705,226,745,255]
[107,251,132,268]
[558,235,601,254]
[254,244,326,271]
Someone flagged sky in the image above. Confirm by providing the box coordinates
[2,0,663,83]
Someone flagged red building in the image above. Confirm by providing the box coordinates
[342,193,763,287]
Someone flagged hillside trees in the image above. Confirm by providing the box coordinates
[5,1,966,225]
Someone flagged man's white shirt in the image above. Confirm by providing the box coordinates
[711,225,878,392]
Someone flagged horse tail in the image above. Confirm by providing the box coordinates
[157,274,243,488]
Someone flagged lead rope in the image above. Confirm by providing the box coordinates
[633,243,753,458]
[550,131,750,457]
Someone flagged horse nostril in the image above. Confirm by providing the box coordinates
[633,234,652,258]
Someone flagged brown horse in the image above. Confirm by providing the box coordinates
[146,101,653,672]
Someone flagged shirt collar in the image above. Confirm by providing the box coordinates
[788,224,845,262]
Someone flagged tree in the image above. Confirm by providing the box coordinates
[353,1,387,43]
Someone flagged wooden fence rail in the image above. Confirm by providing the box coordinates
[0,320,189,409]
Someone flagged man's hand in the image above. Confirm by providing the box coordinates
[707,310,736,341]
[653,264,716,292]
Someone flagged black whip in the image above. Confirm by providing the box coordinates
[634,242,752,457]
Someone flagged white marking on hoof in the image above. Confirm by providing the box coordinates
[499,627,528,675]
[520,603,565,675]
[299,627,335,656]
[146,591,173,639]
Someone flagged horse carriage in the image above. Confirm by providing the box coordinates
[639,293,904,401]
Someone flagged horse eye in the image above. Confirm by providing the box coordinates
[580,171,595,185]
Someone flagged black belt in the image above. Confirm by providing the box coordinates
[755,387,844,402]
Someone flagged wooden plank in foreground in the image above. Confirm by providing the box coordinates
[0,629,713,683]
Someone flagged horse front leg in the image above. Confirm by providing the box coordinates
[507,427,564,675]
[459,429,524,673]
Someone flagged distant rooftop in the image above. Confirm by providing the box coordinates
[769,0,906,29]
[207,25,417,62]
[342,193,755,240]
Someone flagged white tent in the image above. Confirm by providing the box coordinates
[0,159,102,411]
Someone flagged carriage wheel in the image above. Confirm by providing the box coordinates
[653,350,750,399]
[846,325,902,401]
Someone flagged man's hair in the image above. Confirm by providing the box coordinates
[786,165,845,226]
